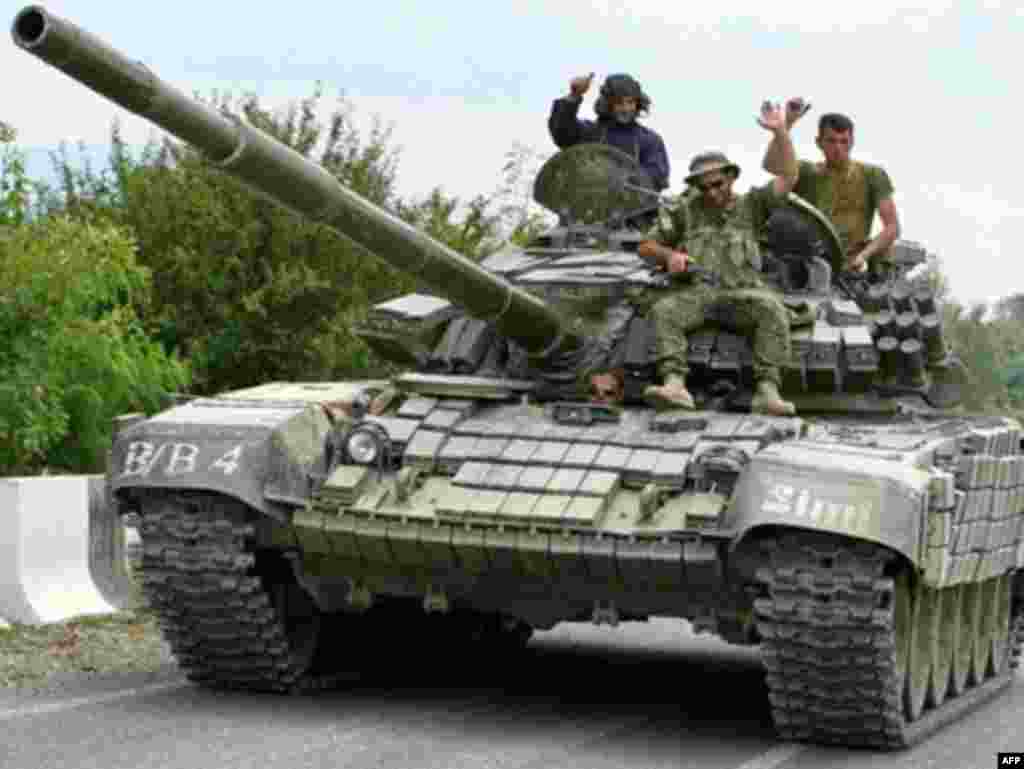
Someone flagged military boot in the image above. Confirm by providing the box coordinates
[751,380,796,416]
[643,374,695,411]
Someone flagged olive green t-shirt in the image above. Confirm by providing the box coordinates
[648,183,784,289]
[793,160,894,255]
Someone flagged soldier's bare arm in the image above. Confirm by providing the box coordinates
[762,98,809,175]
[757,102,799,196]
[849,197,901,271]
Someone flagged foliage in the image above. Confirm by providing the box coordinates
[42,86,522,395]
[395,188,506,259]
[0,210,189,474]
[993,293,1024,323]
[896,253,1022,413]
[491,142,556,246]
[1,122,34,226]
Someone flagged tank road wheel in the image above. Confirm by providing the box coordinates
[949,585,971,696]
[986,575,1013,677]
[892,572,915,717]
[965,581,988,686]
[902,577,938,721]
[926,586,955,708]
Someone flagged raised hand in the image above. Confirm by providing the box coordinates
[757,100,787,132]
[570,72,595,97]
[785,97,811,128]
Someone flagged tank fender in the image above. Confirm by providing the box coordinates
[726,442,931,567]
[107,399,333,523]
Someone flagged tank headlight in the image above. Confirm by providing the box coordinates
[345,428,382,465]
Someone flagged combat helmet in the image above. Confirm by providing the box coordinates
[594,74,651,121]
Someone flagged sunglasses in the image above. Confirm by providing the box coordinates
[697,178,728,194]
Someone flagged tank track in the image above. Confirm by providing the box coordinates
[754,533,1023,749]
[137,492,348,693]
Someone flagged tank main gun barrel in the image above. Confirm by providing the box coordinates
[11,5,576,358]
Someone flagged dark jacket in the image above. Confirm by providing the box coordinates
[548,96,670,191]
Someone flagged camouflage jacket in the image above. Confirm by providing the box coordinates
[793,160,894,255]
[648,183,785,289]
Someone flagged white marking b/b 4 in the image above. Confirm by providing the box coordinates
[165,443,200,476]
[121,441,170,477]
[210,445,244,475]
[120,441,245,477]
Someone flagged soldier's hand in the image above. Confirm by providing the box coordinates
[847,251,868,273]
[569,73,594,97]
[785,98,811,128]
[641,240,690,274]
[666,250,689,273]
[757,100,786,132]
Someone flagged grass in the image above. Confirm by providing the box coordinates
[0,557,171,690]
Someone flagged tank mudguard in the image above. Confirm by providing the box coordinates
[108,399,333,522]
[726,442,930,566]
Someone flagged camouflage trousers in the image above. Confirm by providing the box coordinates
[649,285,791,387]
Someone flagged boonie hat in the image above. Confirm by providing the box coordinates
[685,151,740,185]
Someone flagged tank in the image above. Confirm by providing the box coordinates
[13,5,1023,749]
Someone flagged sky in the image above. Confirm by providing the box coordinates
[3,0,1022,309]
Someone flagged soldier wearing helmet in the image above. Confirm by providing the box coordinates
[548,72,670,191]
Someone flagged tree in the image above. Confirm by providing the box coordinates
[993,293,1024,323]
[42,86,426,393]
[395,189,505,260]
[42,86,537,395]
[1,122,35,226]
[0,208,189,473]
[490,142,555,246]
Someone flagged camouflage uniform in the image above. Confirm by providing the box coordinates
[793,159,895,275]
[648,184,791,387]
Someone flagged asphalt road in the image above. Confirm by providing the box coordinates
[1,619,1021,769]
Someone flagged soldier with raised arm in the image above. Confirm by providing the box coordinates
[763,103,901,278]
[638,99,807,416]
[548,72,670,191]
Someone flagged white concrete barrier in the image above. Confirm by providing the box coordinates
[0,476,117,625]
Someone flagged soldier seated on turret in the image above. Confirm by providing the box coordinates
[638,99,810,417]
[762,102,901,281]
[548,72,670,192]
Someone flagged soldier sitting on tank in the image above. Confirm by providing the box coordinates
[548,72,670,192]
[762,102,902,280]
[638,100,808,416]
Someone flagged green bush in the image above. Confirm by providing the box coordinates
[41,87,529,395]
[0,214,189,474]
